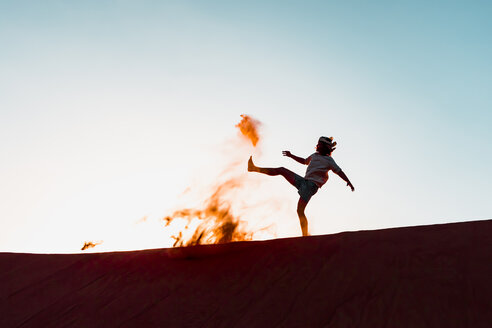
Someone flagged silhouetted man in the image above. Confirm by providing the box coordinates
[248,136,354,236]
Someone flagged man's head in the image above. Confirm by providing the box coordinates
[316,136,337,155]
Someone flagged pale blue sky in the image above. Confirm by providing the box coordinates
[1,1,491,252]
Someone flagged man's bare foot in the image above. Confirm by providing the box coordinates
[248,156,256,172]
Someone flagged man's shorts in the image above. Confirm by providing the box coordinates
[293,174,319,202]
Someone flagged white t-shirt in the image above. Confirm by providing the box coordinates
[304,153,341,188]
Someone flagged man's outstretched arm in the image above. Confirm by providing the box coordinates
[335,170,355,192]
[282,151,308,165]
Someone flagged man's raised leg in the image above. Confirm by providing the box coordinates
[248,156,297,187]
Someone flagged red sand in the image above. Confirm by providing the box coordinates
[1,220,491,327]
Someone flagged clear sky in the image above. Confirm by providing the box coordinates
[1,0,491,253]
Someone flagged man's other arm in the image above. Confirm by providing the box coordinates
[282,151,309,165]
[335,170,355,192]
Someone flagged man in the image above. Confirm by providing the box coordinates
[248,136,354,236]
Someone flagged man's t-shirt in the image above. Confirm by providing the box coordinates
[304,153,341,188]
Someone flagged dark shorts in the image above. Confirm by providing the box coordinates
[293,174,319,202]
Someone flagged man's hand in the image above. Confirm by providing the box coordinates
[282,150,292,157]
[336,170,355,192]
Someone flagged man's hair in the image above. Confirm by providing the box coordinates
[318,136,337,155]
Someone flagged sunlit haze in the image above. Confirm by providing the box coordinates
[1,1,491,253]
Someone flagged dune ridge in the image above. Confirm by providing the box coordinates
[2,219,491,327]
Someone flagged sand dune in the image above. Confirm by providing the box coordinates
[2,219,491,327]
